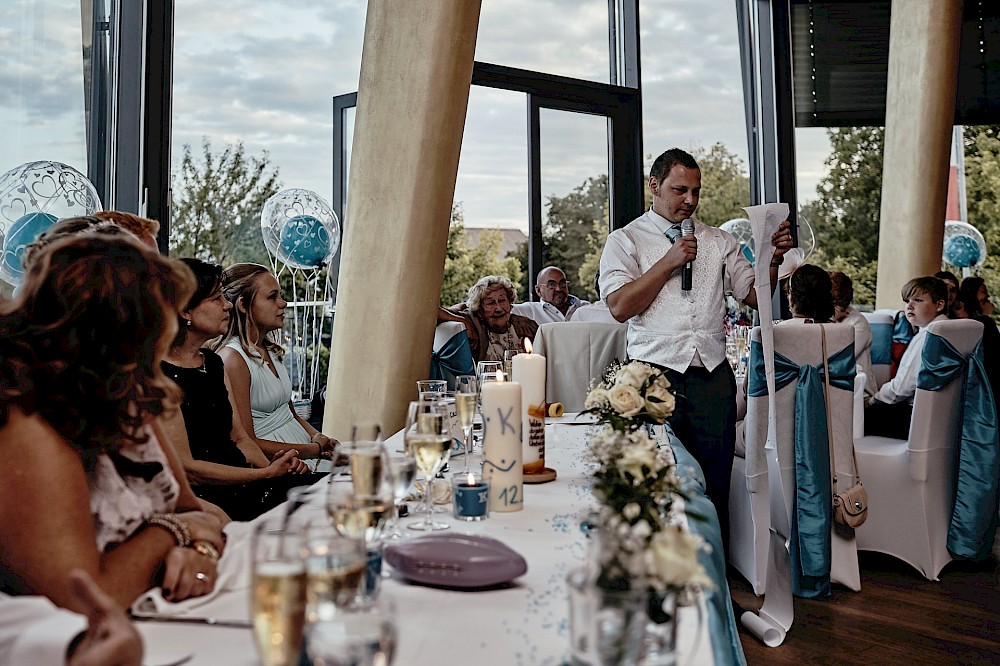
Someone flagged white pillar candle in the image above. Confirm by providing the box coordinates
[481,377,523,512]
[511,341,546,474]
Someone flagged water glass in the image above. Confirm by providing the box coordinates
[416,379,447,401]
[306,597,397,666]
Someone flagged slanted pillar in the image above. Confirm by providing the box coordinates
[324,0,482,438]
[875,0,962,309]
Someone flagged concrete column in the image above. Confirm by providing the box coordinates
[875,0,963,309]
[323,1,482,439]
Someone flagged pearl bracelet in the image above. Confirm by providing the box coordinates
[147,513,191,548]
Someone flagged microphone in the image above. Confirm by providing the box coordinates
[681,218,694,291]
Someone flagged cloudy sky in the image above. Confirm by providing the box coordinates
[2,0,831,234]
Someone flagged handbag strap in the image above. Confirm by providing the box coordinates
[820,324,863,491]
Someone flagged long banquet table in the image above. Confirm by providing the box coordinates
[134,417,746,666]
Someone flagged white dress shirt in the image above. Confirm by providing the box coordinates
[512,296,588,324]
[599,209,754,372]
[872,314,948,405]
[570,300,622,324]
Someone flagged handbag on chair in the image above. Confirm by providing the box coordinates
[820,325,869,528]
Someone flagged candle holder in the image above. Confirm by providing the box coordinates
[452,471,490,521]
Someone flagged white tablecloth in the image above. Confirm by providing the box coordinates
[136,418,720,665]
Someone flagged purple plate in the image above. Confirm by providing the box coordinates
[384,534,527,589]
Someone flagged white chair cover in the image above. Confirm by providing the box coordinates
[531,322,628,412]
[854,318,984,580]
[735,322,860,646]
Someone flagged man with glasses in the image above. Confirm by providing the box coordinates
[512,266,590,324]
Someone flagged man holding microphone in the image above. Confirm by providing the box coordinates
[599,148,793,547]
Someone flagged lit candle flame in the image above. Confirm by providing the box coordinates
[524,338,533,353]
[467,472,476,486]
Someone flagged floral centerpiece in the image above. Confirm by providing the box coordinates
[582,360,676,432]
[568,361,710,663]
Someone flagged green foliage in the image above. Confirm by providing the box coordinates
[815,249,878,307]
[688,143,752,226]
[440,205,523,306]
[543,175,609,302]
[809,127,884,264]
[169,139,281,265]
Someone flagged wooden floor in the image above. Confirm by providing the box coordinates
[729,553,1000,665]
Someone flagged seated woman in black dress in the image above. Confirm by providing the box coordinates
[161,259,324,521]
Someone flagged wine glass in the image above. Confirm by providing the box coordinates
[404,402,452,532]
[416,379,447,401]
[348,441,391,498]
[250,518,307,666]
[351,422,383,443]
[454,375,478,472]
[476,360,504,383]
[404,398,447,515]
[503,349,520,384]
[307,596,397,666]
[382,452,417,540]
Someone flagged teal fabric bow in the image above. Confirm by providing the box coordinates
[916,334,1000,560]
[749,336,856,599]
[429,329,475,390]
[869,322,893,365]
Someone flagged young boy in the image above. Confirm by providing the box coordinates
[864,276,948,439]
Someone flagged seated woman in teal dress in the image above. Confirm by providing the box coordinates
[161,259,325,521]
[213,263,338,461]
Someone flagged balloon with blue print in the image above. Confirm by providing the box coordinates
[0,161,101,286]
[260,189,340,269]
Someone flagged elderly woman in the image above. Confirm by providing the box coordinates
[0,233,226,611]
[440,275,539,362]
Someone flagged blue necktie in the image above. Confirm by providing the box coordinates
[665,226,681,243]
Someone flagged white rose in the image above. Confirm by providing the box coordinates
[584,387,611,410]
[622,502,641,521]
[618,444,657,481]
[615,362,655,390]
[646,526,711,588]
[607,384,643,417]
[644,385,675,420]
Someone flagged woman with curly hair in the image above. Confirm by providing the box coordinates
[0,233,226,611]
[214,263,337,461]
[162,259,324,520]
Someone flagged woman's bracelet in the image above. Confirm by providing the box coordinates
[147,513,191,548]
[190,539,220,563]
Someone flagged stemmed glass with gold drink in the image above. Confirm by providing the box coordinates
[250,518,307,666]
[454,375,478,472]
[403,399,452,531]
[302,520,367,625]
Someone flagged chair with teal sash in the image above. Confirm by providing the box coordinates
[865,310,895,387]
[855,318,997,580]
[429,321,475,390]
[730,322,861,599]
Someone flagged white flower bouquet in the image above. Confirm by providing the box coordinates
[583,360,675,432]
[586,427,710,595]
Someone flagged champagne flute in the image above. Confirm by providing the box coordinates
[327,482,393,549]
[307,596,397,666]
[251,518,307,666]
[348,441,390,497]
[454,374,478,472]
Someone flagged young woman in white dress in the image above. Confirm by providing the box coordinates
[215,263,337,462]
